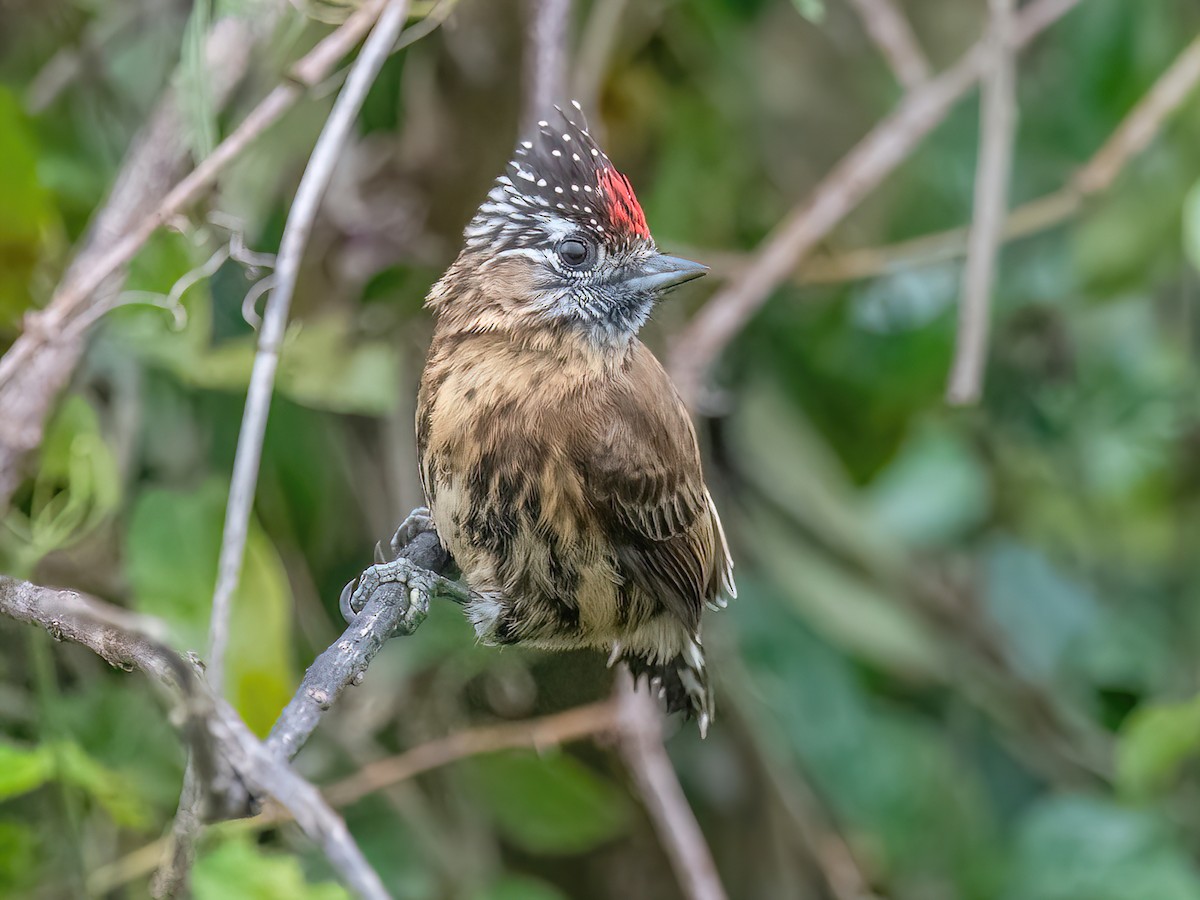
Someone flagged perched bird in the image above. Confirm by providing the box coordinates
[416,104,735,733]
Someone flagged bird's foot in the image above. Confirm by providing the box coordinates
[382,506,436,560]
[339,556,435,636]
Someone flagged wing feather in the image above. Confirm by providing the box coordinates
[579,345,734,632]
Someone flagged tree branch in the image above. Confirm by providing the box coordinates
[523,0,573,130]
[324,697,620,807]
[0,11,280,511]
[667,0,1087,409]
[1075,31,1200,196]
[0,577,389,900]
[946,0,1017,405]
[266,532,450,762]
[154,3,416,893]
[697,30,1200,290]
[0,0,395,514]
[844,0,931,89]
[615,673,728,900]
[572,0,630,113]
[89,698,623,895]
[207,0,414,692]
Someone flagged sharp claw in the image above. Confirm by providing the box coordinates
[374,541,387,565]
[339,578,360,623]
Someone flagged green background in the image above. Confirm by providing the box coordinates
[4,0,1200,897]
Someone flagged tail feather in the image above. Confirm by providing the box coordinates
[624,646,713,737]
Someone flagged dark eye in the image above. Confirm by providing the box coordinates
[556,236,593,269]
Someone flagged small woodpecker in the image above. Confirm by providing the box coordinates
[373,104,734,734]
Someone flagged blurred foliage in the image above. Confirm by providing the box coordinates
[3,0,1200,898]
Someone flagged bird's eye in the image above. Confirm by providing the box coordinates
[556,237,593,269]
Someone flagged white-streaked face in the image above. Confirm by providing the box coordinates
[461,106,662,340]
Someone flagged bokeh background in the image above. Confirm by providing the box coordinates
[4,0,1200,897]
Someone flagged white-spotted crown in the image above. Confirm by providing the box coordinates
[462,102,654,258]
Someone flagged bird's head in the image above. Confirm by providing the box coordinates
[429,104,706,345]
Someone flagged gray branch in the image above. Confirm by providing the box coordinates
[523,0,573,131]
[0,576,389,900]
[266,531,451,762]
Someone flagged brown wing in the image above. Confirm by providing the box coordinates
[580,344,734,633]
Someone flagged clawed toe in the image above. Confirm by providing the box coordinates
[389,506,436,557]
[338,557,431,636]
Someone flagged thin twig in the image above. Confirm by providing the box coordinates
[207,0,414,692]
[946,0,1017,405]
[0,0,391,513]
[155,3,415,894]
[209,697,390,900]
[572,0,630,112]
[844,0,931,89]
[0,577,389,900]
[667,0,1086,409]
[523,0,573,131]
[703,31,1200,288]
[615,673,728,900]
[326,698,621,806]
[1075,31,1200,195]
[0,12,278,511]
[265,532,450,761]
[89,698,622,895]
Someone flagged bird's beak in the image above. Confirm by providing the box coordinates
[620,254,708,294]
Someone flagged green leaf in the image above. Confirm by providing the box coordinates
[469,751,630,855]
[982,539,1098,681]
[1006,796,1200,900]
[0,86,58,325]
[472,876,569,900]
[790,0,825,23]
[188,320,401,415]
[194,839,349,900]
[865,422,991,548]
[55,742,152,829]
[0,741,150,828]
[126,480,296,734]
[178,0,218,162]
[747,513,944,679]
[0,395,120,570]
[0,742,52,801]
[127,313,401,416]
[734,595,989,876]
[0,820,37,890]
[1117,696,1200,798]
[1183,178,1200,272]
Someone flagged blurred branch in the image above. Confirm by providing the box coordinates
[0,577,389,900]
[946,0,1018,406]
[207,0,413,694]
[572,0,630,112]
[25,3,157,113]
[156,3,416,894]
[524,0,573,130]
[325,697,620,806]
[91,697,622,894]
[668,0,1087,409]
[844,0,931,89]
[0,0,394,513]
[1075,31,1200,195]
[722,666,881,900]
[615,673,728,900]
[23,516,723,898]
[706,29,1200,287]
[0,10,278,511]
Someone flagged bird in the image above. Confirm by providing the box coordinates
[414,103,734,734]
